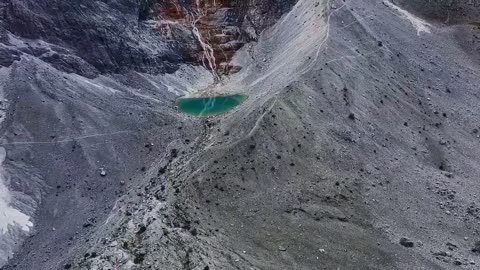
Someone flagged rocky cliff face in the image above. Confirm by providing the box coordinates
[140,0,296,74]
[1,0,294,77]
[1,0,185,75]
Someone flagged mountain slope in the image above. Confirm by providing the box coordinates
[0,0,480,269]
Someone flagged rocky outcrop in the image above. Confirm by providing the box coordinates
[140,0,296,75]
[1,0,295,77]
[1,0,187,75]
[0,47,20,67]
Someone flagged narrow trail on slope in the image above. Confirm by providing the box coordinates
[0,130,133,146]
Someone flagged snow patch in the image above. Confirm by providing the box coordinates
[0,147,33,233]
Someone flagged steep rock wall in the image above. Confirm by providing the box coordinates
[140,0,296,74]
[0,0,296,77]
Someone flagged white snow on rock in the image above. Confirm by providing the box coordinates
[0,147,33,234]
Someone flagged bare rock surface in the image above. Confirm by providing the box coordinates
[393,0,480,24]
[0,0,479,269]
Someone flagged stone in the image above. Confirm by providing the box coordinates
[137,225,147,235]
[471,241,480,253]
[399,238,414,248]
[432,251,450,257]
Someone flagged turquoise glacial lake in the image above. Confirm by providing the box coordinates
[176,94,247,116]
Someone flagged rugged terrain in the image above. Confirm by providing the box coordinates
[0,0,480,269]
